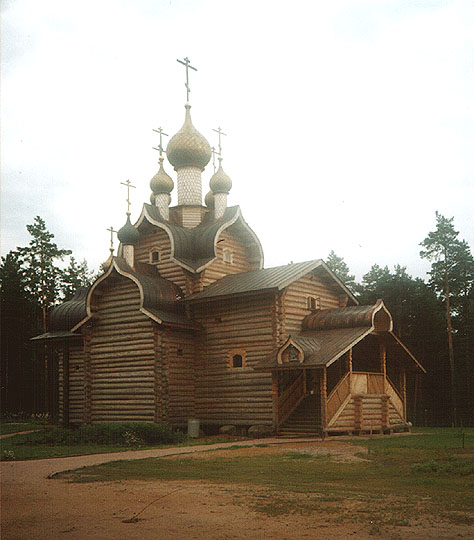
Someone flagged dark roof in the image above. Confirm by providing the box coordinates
[255,327,372,370]
[303,304,380,330]
[48,288,88,331]
[138,204,263,273]
[31,331,82,341]
[187,260,326,300]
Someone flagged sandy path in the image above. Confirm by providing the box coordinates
[1,438,471,540]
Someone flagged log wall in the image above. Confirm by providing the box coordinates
[68,342,85,424]
[192,293,276,426]
[88,276,156,422]
[162,329,197,425]
[134,228,187,290]
[283,272,341,334]
[201,229,255,288]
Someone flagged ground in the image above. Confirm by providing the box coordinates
[1,437,473,540]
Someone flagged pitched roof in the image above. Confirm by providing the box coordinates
[136,204,264,273]
[255,328,371,371]
[187,260,357,302]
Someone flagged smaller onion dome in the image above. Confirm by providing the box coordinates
[204,190,215,209]
[166,104,212,171]
[209,159,232,194]
[117,216,139,245]
[150,157,174,195]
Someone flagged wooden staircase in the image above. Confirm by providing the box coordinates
[278,394,321,437]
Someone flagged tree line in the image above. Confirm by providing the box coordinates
[326,212,474,427]
[0,216,93,414]
[1,213,473,425]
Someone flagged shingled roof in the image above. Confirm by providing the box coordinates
[186,260,358,303]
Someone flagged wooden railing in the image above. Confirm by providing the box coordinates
[385,377,404,420]
[277,371,306,427]
[327,372,351,422]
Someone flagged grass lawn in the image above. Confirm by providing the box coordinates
[59,428,474,528]
[0,422,47,436]
[0,424,247,460]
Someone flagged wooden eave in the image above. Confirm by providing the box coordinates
[71,258,197,332]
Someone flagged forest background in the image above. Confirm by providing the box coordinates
[1,212,473,427]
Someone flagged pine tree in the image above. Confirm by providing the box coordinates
[326,250,356,289]
[17,216,71,332]
[61,257,94,301]
[420,212,474,426]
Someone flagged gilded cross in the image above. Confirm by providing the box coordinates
[152,127,169,157]
[107,226,117,254]
[211,146,219,173]
[177,57,197,102]
[213,126,227,156]
[120,179,136,216]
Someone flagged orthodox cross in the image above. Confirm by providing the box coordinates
[152,127,169,157]
[177,57,197,102]
[120,179,136,216]
[213,126,227,157]
[211,146,218,173]
[107,226,117,255]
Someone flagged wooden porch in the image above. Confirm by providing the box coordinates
[274,368,408,437]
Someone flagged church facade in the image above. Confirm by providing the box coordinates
[34,66,424,435]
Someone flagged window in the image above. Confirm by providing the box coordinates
[149,250,160,264]
[228,349,246,368]
[232,354,243,368]
[306,296,321,311]
[223,249,233,264]
[279,342,303,364]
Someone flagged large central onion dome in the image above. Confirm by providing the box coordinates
[166,104,212,171]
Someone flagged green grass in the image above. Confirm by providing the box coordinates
[0,421,248,460]
[0,422,46,435]
[59,428,474,528]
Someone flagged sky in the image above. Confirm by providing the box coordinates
[1,0,473,281]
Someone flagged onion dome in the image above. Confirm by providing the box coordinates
[150,157,174,195]
[150,192,156,205]
[166,104,212,171]
[209,159,232,194]
[204,190,215,209]
[117,216,139,245]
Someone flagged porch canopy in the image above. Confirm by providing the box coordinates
[255,301,425,373]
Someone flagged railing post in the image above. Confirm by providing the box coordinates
[354,395,362,432]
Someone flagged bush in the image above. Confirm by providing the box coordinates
[13,422,185,447]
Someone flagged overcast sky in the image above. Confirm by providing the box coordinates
[1,0,473,281]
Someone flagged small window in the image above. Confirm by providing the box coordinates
[306,296,321,311]
[232,354,243,368]
[177,348,183,356]
[223,249,233,264]
[228,349,246,369]
[150,250,160,264]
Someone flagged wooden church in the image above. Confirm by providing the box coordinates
[34,59,424,436]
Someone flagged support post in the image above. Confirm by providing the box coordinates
[401,368,407,421]
[320,368,327,430]
[272,371,279,430]
[62,340,70,427]
[380,340,387,388]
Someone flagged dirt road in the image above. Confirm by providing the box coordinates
[1,438,470,540]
